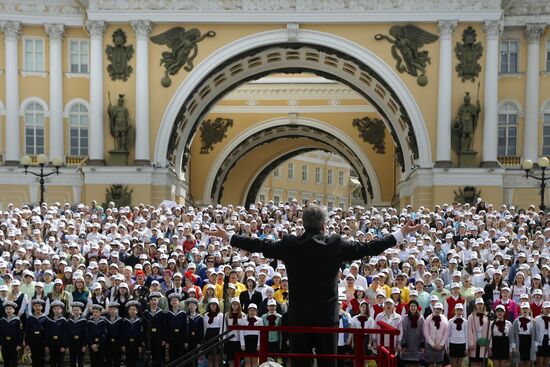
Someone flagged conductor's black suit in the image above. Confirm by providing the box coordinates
[230,230,402,367]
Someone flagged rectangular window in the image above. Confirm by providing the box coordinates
[339,199,346,209]
[259,193,266,203]
[274,190,282,203]
[547,40,550,72]
[288,163,294,180]
[69,39,89,73]
[301,193,310,205]
[315,193,323,204]
[273,167,280,178]
[500,39,519,74]
[315,167,321,183]
[338,171,344,186]
[301,165,308,181]
[543,114,550,156]
[24,37,44,72]
[328,169,333,185]
[287,191,296,201]
[327,197,335,211]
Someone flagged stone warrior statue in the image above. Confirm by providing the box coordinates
[107,93,132,151]
[452,88,480,153]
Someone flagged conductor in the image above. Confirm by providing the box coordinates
[206,204,419,367]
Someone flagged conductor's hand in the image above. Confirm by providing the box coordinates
[205,225,229,241]
[400,221,421,236]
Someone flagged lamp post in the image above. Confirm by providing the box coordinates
[521,157,550,211]
[20,154,64,205]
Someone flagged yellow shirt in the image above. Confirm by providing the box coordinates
[398,286,410,304]
[202,283,224,300]
[274,289,289,303]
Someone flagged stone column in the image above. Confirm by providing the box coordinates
[481,20,502,167]
[435,20,457,167]
[45,24,65,162]
[86,21,106,165]
[2,21,21,164]
[131,20,152,165]
[523,24,545,162]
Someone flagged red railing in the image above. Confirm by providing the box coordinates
[230,320,400,367]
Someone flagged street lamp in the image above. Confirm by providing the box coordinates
[20,154,64,205]
[521,157,550,211]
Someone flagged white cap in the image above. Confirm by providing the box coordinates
[520,302,531,309]
[267,299,277,306]
[248,303,258,309]
[454,303,463,310]
[434,302,444,309]
[230,297,240,304]
[384,298,395,305]
[475,298,484,305]
[451,282,461,289]
[542,301,550,309]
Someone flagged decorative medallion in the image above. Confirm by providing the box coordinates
[375,25,438,86]
[106,28,134,81]
[150,27,216,87]
[352,116,386,154]
[455,26,483,82]
[199,117,234,154]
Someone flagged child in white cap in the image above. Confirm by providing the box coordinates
[534,301,550,367]
[511,302,537,367]
[447,303,467,367]
[422,302,449,367]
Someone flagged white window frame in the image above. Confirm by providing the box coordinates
[339,198,347,209]
[315,193,323,204]
[327,169,334,185]
[23,37,45,72]
[69,103,89,156]
[287,190,296,202]
[273,190,282,204]
[338,171,344,186]
[24,102,45,155]
[273,167,280,178]
[315,167,321,184]
[301,192,310,205]
[500,39,519,74]
[288,162,294,180]
[546,39,550,72]
[301,165,308,182]
[68,38,89,74]
[497,101,519,156]
[327,196,335,211]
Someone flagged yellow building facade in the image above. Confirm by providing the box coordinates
[0,0,548,209]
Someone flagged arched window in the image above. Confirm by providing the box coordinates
[24,102,45,155]
[69,103,89,156]
[542,102,550,156]
[497,102,518,156]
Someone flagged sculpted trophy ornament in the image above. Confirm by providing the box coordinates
[106,29,134,81]
[103,184,133,208]
[199,117,234,154]
[352,116,386,154]
[150,27,216,87]
[375,25,438,86]
[455,26,483,82]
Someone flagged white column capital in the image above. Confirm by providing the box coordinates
[1,20,21,39]
[525,23,545,44]
[131,20,152,39]
[86,20,106,39]
[483,20,503,39]
[45,24,65,40]
[437,20,458,38]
